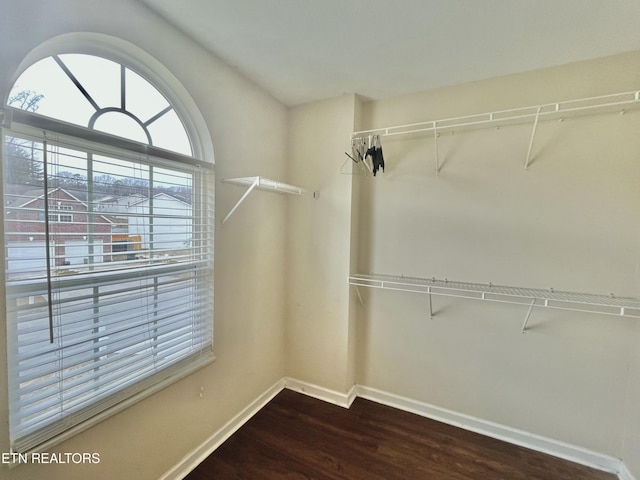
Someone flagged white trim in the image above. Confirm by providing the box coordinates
[158,378,285,480]
[283,377,356,408]
[161,378,635,480]
[619,461,639,480]
[356,385,623,477]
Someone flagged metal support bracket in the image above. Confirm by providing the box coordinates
[354,285,364,307]
[434,126,440,176]
[222,177,259,224]
[521,299,536,333]
[524,107,541,170]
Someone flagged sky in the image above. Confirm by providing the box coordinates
[10,53,192,156]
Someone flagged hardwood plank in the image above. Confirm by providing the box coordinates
[184,389,616,480]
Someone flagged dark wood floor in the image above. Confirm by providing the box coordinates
[184,389,616,480]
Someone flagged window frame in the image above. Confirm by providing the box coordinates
[2,38,215,454]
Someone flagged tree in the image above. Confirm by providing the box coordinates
[5,90,45,186]
[8,90,43,112]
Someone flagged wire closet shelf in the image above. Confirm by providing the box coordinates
[348,274,640,332]
[351,90,640,140]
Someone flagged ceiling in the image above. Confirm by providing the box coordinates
[139,0,640,106]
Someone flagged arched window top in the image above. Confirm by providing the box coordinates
[9,53,192,156]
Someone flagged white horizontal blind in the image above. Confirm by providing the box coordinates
[3,127,214,452]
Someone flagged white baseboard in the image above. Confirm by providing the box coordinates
[158,378,285,480]
[356,385,625,478]
[161,377,635,480]
[619,461,639,480]
[283,377,357,408]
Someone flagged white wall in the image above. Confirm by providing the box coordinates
[285,94,359,394]
[0,1,288,479]
[354,51,640,464]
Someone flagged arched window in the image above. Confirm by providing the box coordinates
[10,53,192,155]
[2,42,214,453]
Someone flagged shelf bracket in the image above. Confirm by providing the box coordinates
[521,299,536,333]
[434,125,440,176]
[222,177,260,224]
[524,107,542,170]
[428,286,434,319]
[354,285,364,306]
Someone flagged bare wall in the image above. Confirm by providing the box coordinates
[285,94,358,394]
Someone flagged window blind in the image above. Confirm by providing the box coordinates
[3,126,214,453]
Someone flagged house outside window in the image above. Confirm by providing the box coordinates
[2,44,214,453]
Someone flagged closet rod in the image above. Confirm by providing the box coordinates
[352,90,640,140]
